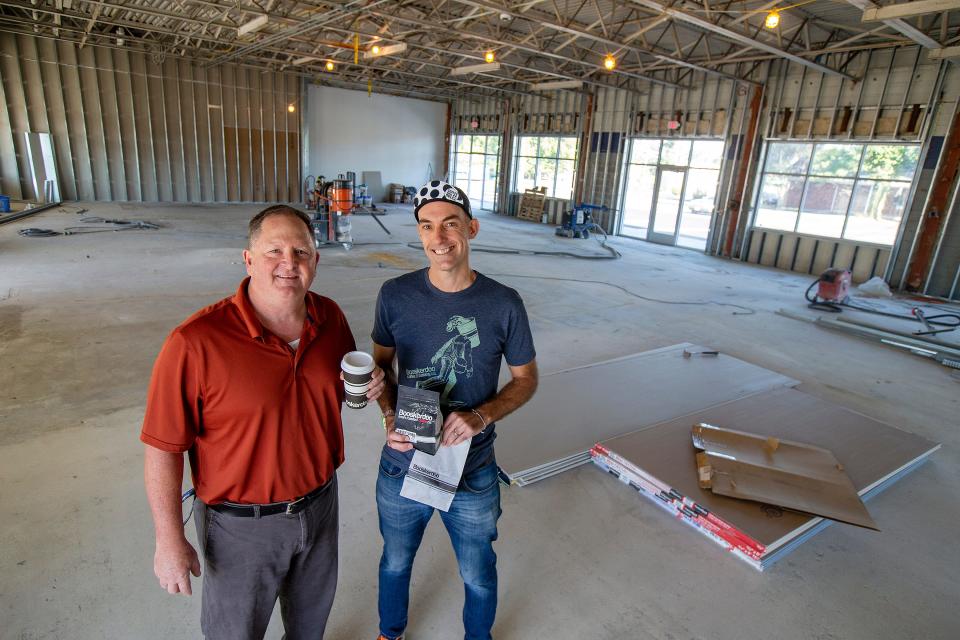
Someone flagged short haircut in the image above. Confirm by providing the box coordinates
[248,205,313,248]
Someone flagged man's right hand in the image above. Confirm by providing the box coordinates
[384,414,414,452]
[154,535,201,595]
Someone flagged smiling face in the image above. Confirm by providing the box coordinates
[243,212,318,305]
[416,201,479,276]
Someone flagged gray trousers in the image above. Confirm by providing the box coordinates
[194,476,339,640]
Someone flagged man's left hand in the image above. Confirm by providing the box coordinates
[366,366,386,401]
[441,410,484,447]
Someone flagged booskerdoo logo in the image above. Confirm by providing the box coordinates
[416,315,480,408]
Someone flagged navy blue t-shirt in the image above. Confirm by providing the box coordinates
[372,269,536,474]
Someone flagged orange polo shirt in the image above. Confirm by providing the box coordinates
[140,277,356,504]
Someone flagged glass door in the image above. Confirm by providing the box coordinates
[676,167,719,250]
[620,164,656,238]
[619,138,723,250]
[648,167,687,245]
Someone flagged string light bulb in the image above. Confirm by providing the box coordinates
[325,60,335,71]
[484,50,495,63]
[288,104,296,113]
[603,54,616,71]
[371,45,381,55]
[765,10,780,29]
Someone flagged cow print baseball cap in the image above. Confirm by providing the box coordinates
[413,180,473,221]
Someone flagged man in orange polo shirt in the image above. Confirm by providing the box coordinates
[141,205,384,640]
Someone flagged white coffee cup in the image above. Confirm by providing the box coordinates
[341,351,375,409]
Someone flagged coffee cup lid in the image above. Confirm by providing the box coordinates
[341,351,374,374]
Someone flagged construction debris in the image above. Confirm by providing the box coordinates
[692,423,877,530]
[591,388,939,570]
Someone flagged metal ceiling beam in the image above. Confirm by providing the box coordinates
[630,0,855,79]
[640,1,783,72]
[0,20,480,103]
[0,3,321,66]
[685,40,910,66]
[207,0,393,66]
[360,7,682,88]
[928,45,960,59]
[77,0,101,49]
[0,7,527,100]
[316,23,678,94]
[71,0,234,30]
[862,0,960,22]
[845,0,940,49]
[451,0,747,82]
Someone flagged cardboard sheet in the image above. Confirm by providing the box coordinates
[692,424,878,530]
[497,343,798,483]
[599,387,939,553]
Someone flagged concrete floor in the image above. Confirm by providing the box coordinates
[1,202,956,640]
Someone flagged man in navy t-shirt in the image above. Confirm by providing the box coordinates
[371,180,538,640]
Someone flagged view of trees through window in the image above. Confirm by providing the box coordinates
[754,142,920,245]
[450,134,501,211]
[513,135,578,199]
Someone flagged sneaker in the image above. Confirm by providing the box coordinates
[377,636,404,640]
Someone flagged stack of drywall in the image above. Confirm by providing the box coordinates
[497,344,798,485]
[591,387,939,570]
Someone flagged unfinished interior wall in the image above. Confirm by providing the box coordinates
[306,85,446,201]
[443,51,960,295]
[453,71,747,236]
[885,55,960,300]
[738,47,956,288]
[579,86,629,232]
[0,33,301,203]
[451,91,584,221]
[922,193,960,299]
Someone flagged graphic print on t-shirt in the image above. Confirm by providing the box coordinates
[408,314,480,411]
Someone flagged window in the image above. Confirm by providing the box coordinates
[513,135,578,199]
[620,138,724,250]
[450,134,501,211]
[754,142,920,245]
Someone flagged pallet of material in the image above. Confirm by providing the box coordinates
[516,187,547,221]
[496,344,798,485]
[592,387,939,570]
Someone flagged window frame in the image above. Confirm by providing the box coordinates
[616,136,726,248]
[752,140,921,245]
[449,133,502,211]
[511,134,579,200]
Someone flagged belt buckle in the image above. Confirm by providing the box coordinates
[285,496,305,515]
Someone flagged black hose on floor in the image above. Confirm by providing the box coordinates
[805,276,960,327]
[18,228,60,237]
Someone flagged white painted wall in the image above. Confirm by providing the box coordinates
[306,85,447,200]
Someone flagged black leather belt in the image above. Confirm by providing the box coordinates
[210,481,330,518]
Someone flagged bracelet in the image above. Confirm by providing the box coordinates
[470,408,488,433]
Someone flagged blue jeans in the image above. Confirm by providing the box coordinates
[376,454,502,640]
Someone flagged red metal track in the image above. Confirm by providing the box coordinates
[905,106,960,290]
[723,86,763,258]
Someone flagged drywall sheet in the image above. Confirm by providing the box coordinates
[24,132,59,201]
[600,387,939,554]
[497,344,798,482]
[362,171,384,202]
[692,424,878,530]
[591,448,766,569]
